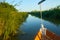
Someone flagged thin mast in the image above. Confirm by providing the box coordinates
[38,0,45,26]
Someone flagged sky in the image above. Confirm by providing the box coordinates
[0,0,60,12]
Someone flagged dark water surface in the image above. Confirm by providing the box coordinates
[19,14,60,40]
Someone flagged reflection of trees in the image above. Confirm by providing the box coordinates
[29,5,60,25]
[44,18,60,25]
[0,2,28,40]
[28,12,40,18]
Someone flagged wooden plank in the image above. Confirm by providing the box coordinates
[34,31,42,40]
[46,30,60,40]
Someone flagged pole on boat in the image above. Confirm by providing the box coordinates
[34,0,46,40]
[38,0,45,28]
[38,0,45,27]
[38,0,46,36]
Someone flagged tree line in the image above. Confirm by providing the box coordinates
[29,5,60,20]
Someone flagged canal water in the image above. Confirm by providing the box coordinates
[19,14,60,40]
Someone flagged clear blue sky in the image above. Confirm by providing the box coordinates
[1,0,60,12]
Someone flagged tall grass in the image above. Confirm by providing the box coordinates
[0,2,28,40]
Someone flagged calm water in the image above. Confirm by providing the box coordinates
[19,14,60,40]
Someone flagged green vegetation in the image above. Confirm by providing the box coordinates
[0,1,60,40]
[0,2,28,40]
[28,5,60,24]
[29,5,60,20]
[42,5,60,19]
[28,11,40,18]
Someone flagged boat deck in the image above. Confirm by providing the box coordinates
[34,29,60,40]
[46,30,60,40]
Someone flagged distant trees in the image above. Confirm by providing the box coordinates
[42,5,60,19]
[28,11,40,18]
[29,5,60,20]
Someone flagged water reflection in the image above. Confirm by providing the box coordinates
[43,18,60,25]
[20,14,60,40]
[30,13,60,25]
[1,14,59,40]
[20,15,41,40]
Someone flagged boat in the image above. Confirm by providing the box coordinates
[34,24,60,40]
[34,0,60,40]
